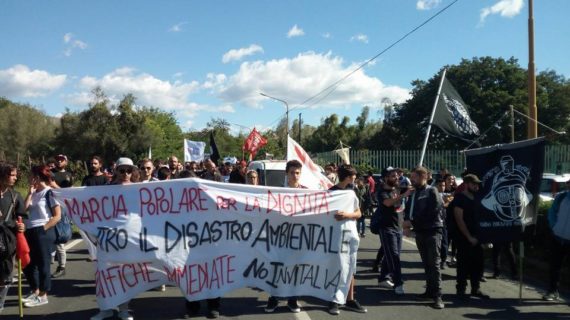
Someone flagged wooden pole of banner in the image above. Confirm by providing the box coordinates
[419,68,446,166]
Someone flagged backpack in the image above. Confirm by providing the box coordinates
[0,224,16,284]
[45,190,72,244]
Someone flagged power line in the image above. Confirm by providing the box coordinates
[264,0,462,127]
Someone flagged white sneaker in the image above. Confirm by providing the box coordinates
[379,280,395,289]
[118,309,134,320]
[24,295,48,308]
[90,309,114,320]
[395,285,405,295]
[21,292,38,303]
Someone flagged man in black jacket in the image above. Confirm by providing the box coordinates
[403,167,445,309]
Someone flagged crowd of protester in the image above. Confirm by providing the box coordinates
[0,154,568,318]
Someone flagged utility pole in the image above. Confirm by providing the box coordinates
[527,0,537,139]
[298,113,302,143]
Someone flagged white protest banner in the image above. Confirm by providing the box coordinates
[184,139,206,162]
[54,179,359,310]
[287,135,334,190]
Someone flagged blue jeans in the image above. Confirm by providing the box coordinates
[378,227,403,286]
[24,226,55,292]
[357,216,366,235]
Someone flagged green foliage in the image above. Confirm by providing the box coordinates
[52,88,184,165]
[0,97,56,162]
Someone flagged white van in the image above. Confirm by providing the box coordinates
[247,160,327,187]
[247,160,287,187]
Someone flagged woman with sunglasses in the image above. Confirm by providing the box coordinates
[91,157,137,320]
[21,165,61,308]
[110,157,139,185]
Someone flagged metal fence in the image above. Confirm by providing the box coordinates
[314,145,570,175]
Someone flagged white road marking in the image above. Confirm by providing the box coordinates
[64,238,83,250]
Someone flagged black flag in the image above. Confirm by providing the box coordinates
[464,138,545,242]
[432,77,480,139]
[209,131,220,165]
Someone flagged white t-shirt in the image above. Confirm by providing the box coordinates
[26,187,59,229]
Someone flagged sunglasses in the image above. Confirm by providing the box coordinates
[118,168,133,174]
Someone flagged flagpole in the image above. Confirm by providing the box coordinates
[512,104,525,303]
[419,68,447,166]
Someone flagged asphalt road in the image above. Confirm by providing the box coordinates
[2,229,569,320]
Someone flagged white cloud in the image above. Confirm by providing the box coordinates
[416,0,442,10]
[203,73,227,90]
[287,24,305,38]
[222,44,264,63]
[169,22,188,32]
[350,34,369,44]
[480,0,524,23]
[65,68,236,129]
[73,68,201,111]
[62,33,88,56]
[63,33,73,43]
[322,32,332,39]
[214,51,410,110]
[0,64,67,97]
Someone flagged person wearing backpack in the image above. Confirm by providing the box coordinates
[21,165,61,308]
[51,154,73,278]
[0,163,26,312]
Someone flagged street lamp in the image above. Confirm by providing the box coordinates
[259,92,289,137]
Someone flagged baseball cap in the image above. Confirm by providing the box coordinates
[55,154,68,161]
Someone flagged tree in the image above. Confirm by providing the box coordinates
[391,57,570,149]
[0,98,57,163]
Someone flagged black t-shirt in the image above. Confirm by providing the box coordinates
[82,174,108,187]
[451,192,479,241]
[329,184,355,191]
[0,189,26,230]
[378,187,402,230]
[54,170,74,188]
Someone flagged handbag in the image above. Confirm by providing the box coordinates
[46,190,72,244]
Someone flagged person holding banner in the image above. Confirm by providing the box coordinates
[403,167,445,309]
[91,157,136,320]
[0,163,26,312]
[327,164,367,315]
[265,160,305,314]
[543,178,570,302]
[21,165,61,308]
[451,174,490,300]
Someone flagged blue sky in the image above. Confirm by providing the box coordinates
[1,0,568,134]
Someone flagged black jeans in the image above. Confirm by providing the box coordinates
[492,241,517,276]
[440,226,449,265]
[186,298,221,313]
[548,237,570,292]
[456,241,484,293]
[378,227,403,286]
[24,226,55,292]
[415,229,443,298]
